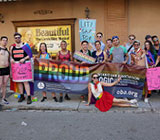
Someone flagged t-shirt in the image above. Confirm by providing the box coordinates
[92,51,105,63]
[110,45,127,63]
[12,46,28,61]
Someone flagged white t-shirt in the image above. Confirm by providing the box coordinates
[90,82,103,98]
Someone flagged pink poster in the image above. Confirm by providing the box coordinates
[11,61,33,82]
[146,67,160,90]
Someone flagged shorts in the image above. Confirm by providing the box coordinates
[0,67,10,76]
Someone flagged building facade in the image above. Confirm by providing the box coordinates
[0,0,160,51]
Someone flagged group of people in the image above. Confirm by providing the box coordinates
[0,32,160,112]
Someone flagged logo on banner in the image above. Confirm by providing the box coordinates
[37,82,45,89]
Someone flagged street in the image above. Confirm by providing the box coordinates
[0,111,160,140]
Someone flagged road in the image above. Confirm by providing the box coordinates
[0,111,160,140]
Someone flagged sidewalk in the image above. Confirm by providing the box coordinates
[1,87,160,113]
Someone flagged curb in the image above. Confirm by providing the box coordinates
[1,105,160,113]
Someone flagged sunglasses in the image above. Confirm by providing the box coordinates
[129,38,135,40]
[97,35,102,38]
[153,38,159,42]
[15,37,21,39]
[134,44,139,46]
[93,76,98,79]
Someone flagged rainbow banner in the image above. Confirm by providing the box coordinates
[34,59,146,99]
[73,51,95,64]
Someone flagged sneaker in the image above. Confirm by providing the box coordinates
[41,97,47,102]
[64,94,71,100]
[130,99,138,104]
[2,98,9,104]
[59,96,63,103]
[18,95,25,102]
[131,103,138,108]
[144,98,149,103]
[53,97,58,102]
[27,96,32,104]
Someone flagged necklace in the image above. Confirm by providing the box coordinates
[61,50,68,55]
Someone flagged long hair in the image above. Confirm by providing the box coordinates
[37,43,48,58]
[144,40,155,55]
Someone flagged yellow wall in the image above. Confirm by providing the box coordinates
[128,0,160,45]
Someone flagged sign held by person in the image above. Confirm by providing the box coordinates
[11,61,33,82]
[146,67,160,90]
[73,51,95,64]
[79,19,96,43]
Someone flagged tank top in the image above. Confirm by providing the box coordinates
[90,82,103,99]
[58,50,70,61]
[92,51,105,63]
[12,46,28,61]
[40,53,50,59]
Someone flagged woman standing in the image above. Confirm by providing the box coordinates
[86,73,137,112]
[37,43,58,102]
[55,40,73,102]
[144,41,156,103]
[92,41,107,63]
[144,40,156,67]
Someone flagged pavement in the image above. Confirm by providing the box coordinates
[1,85,160,113]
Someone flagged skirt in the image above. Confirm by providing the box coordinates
[95,91,114,112]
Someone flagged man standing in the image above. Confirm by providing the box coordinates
[79,41,92,62]
[124,34,136,64]
[10,33,33,104]
[0,36,10,104]
[152,35,160,66]
[109,36,128,64]
[91,32,106,52]
[155,49,160,67]
[106,39,112,59]
[130,40,145,66]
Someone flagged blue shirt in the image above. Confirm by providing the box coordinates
[40,53,50,59]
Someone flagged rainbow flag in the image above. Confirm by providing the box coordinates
[73,51,95,64]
